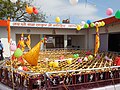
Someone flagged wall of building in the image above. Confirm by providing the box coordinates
[88,23,120,51]
[0,27,11,57]
[70,35,85,49]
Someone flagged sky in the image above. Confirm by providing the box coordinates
[31,0,120,24]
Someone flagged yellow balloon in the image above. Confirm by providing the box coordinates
[55,17,60,23]
[67,59,72,64]
[53,62,59,68]
[76,25,81,31]
[101,21,105,26]
[98,22,102,27]
[49,61,54,67]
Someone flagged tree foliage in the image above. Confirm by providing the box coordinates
[0,0,47,22]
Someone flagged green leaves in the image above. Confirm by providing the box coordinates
[0,0,47,22]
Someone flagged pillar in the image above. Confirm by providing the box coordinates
[64,35,67,48]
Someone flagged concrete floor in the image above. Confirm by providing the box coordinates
[0,83,12,90]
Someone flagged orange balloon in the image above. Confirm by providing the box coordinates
[26,5,33,14]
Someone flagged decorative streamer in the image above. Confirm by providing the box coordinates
[7,17,11,43]
[7,17,15,90]
[94,25,100,56]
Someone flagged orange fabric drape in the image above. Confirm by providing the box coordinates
[0,20,7,26]
[7,17,11,43]
[94,26,100,56]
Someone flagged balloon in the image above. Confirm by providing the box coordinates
[104,56,112,61]
[67,59,72,64]
[95,22,99,27]
[10,43,17,51]
[73,54,78,58]
[55,17,60,23]
[84,57,88,61]
[84,23,89,28]
[104,56,109,60]
[44,37,47,41]
[81,21,86,26]
[10,0,17,3]
[101,21,105,26]
[45,58,49,61]
[78,58,82,63]
[33,7,38,14]
[49,61,54,67]
[106,8,113,16]
[88,55,94,60]
[14,48,23,58]
[87,20,91,24]
[18,56,24,64]
[115,10,120,19]
[41,37,44,41]
[76,25,81,31]
[18,66,23,70]
[53,62,59,68]
[98,22,102,27]
[69,0,78,5]
[12,55,16,60]
[23,66,28,71]
[85,51,92,55]
[76,54,79,57]
[59,55,64,60]
[96,54,100,59]
[90,23,95,27]
[26,5,33,14]
[115,56,120,66]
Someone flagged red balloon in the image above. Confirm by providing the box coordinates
[23,66,28,71]
[59,55,64,60]
[33,7,38,14]
[12,55,16,60]
[18,56,24,64]
[114,56,120,66]
[44,37,47,41]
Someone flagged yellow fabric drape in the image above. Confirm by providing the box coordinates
[23,42,41,66]
[26,34,31,50]
[94,26,100,56]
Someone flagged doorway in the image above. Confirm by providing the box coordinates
[108,33,120,52]
[46,35,64,48]
[55,35,64,48]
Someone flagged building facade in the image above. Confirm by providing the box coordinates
[0,16,120,57]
